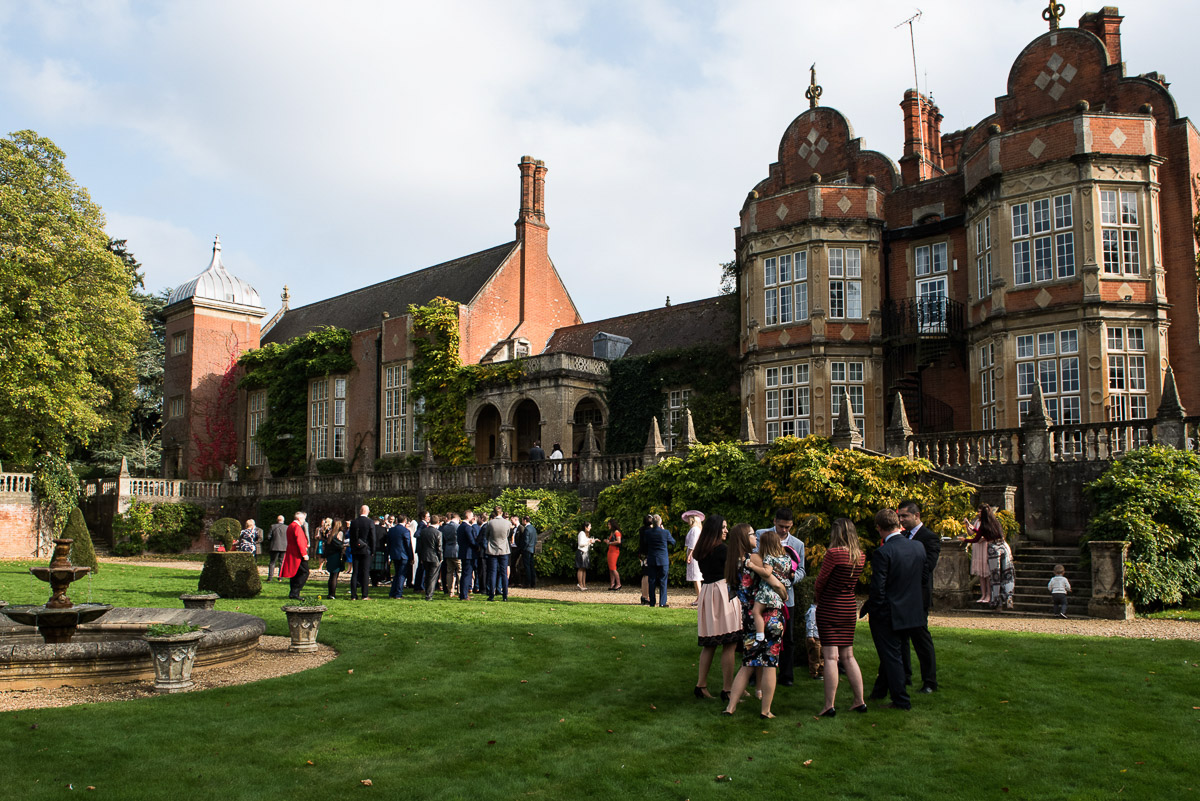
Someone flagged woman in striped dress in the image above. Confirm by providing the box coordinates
[813,518,867,716]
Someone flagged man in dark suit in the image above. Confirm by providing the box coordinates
[348,505,375,601]
[898,499,940,693]
[385,515,413,599]
[416,514,443,601]
[861,507,927,710]
[457,511,477,600]
[266,515,288,582]
[440,513,461,597]
[520,516,538,588]
[641,516,676,607]
[413,511,430,592]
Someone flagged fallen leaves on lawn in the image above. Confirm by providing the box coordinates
[715,775,731,782]
[803,759,813,767]
[347,669,354,674]
[488,740,496,745]
[306,760,314,766]
[360,779,373,786]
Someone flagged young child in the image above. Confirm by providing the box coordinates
[1048,564,1072,618]
[750,529,790,641]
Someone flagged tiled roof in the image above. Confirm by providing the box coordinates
[544,295,736,357]
[262,242,518,344]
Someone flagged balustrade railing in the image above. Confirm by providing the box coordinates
[369,470,420,493]
[1050,420,1153,462]
[1184,417,1200,453]
[0,473,33,494]
[596,454,641,483]
[909,428,1022,467]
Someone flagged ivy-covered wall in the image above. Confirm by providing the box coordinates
[603,343,740,454]
[238,327,354,476]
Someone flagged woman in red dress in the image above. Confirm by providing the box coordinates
[813,518,867,716]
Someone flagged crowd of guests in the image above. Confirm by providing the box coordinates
[237,506,539,602]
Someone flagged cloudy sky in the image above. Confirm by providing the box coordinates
[0,0,1193,324]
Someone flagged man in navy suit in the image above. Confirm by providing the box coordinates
[457,510,478,600]
[861,507,927,709]
[385,515,413,599]
[640,514,676,607]
[898,499,940,693]
[348,505,375,601]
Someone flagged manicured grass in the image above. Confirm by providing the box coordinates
[1,561,1198,800]
[1144,599,1200,621]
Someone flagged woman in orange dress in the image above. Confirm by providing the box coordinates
[813,518,867,716]
[605,519,622,591]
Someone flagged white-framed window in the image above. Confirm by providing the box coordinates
[248,391,266,466]
[764,362,811,442]
[170,332,187,356]
[310,379,329,459]
[1015,328,1080,424]
[1106,325,1147,420]
[169,396,185,420]
[979,342,996,430]
[1100,189,1140,276]
[975,216,993,301]
[829,360,866,432]
[915,242,948,277]
[332,377,346,459]
[1011,193,1074,286]
[828,247,862,319]
[663,388,692,450]
[383,364,408,455]
[762,251,809,326]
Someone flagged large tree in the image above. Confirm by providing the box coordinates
[0,130,147,465]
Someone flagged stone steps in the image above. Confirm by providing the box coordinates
[1010,544,1089,615]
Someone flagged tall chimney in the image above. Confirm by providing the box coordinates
[533,160,547,221]
[517,155,536,234]
[1079,7,1123,65]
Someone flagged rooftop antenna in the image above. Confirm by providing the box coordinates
[896,9,926,180]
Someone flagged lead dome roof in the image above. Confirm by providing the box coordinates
[167,236,264,309]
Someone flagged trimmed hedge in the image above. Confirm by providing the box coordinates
[209,517,241,550]
[64,507,99,573]
[197,552,262,598]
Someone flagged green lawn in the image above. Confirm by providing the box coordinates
[1,561,1198,801]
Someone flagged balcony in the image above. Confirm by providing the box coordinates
[882,296,965,343]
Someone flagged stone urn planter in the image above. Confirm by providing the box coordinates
[179,592,220,610]
[281,603,327,653]
[143,628,205,693]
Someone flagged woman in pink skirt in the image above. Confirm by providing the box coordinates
[693,514,742,701]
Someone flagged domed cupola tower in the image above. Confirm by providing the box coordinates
[161,236,267,479]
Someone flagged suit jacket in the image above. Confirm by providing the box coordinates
[416,524,442,563]
[863,531,927,630]
[440,521,460,558]
[385,524,412,562]
[348,515,375,557]
[483,517,511,556]
[280,521,308,578]
[906,523,942,612]
[457,521,477,560]
[522,523,537,553]
[268,522,289,551]
[641,526,676,567]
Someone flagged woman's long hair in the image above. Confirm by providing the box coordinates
[725,523,755,588]
[694,514,726,561]
[829,518,862,565]
[978,504,1004,541]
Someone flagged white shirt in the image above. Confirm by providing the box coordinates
[577,531,591,554]
[1048,575,1071,594]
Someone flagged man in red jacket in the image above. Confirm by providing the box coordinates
[281,511,311,600]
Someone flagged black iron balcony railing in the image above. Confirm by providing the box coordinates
[883,296,965,340]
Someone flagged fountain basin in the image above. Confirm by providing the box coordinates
[0,607,265,690]
[2,604,113,643]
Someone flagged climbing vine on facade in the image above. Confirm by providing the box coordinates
[407,297,523,466]
[238,327,354,476]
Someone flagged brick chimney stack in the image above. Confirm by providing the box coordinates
[1079,6,1124,65]
[533,160,547,222]
[899,89,943,183]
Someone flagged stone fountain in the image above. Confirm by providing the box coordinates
[0,538,112,643]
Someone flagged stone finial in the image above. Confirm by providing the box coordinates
[281,285,290,311]
[1022,382,1050,429]
[1043,0,1065,30]
[261,457,273,480]
[498,428,512,462]
[422,439,435,465]
[118,456,130,477]
[306,454,318,476]
[645,417,665,455]
[741,406,759,445]
[1156,365,1186,420]
[887,392,913,436]
[831,389,863,449]
[679,408,698,450]
[581,422,599,457]
[805,63,823,109]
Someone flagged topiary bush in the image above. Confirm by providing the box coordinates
[209,517,241,551]
[197,552,262,598]
[64,507,99,573]
[1083,445,1200,608]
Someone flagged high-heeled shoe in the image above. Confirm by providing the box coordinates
[819,707,837,717]
[720,690,731,703]
[850,703,868,713]
[760,712,775,719]
[694,686,711,699]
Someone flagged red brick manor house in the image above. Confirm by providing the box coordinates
[160,5,1200,479]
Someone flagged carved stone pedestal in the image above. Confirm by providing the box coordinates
[1087,540,1134,620]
